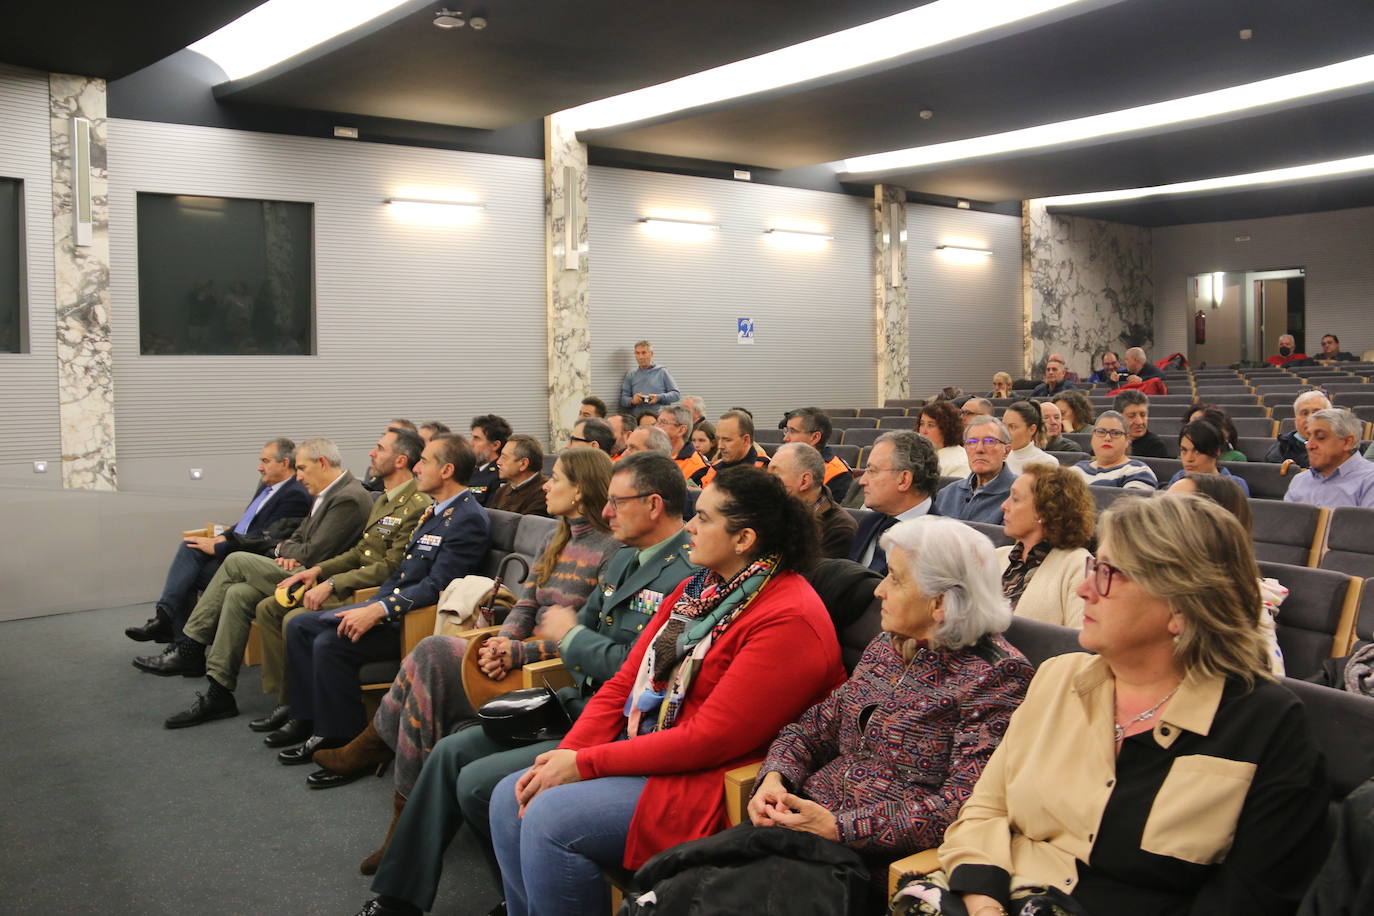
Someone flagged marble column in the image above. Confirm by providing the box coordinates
[1022,200,1153,380]
[544,113,590,449]
[873,185,909,403]
[50,74,116,491]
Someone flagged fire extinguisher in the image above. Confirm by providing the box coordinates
[1195,310,1206,345]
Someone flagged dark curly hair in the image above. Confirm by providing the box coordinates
[918,401,963,450]
[1052,390,1095,432]
[1020,462,1094,550]
[709,466,819,574]
[1187,403,1240,451]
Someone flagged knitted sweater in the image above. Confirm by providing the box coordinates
[499,519,620,667]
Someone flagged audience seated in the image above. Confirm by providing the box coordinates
[1267,333,1309,367]
[1002,401,1054,473]
[621,339,681,418]
[278,434,490,767]
[487,435,550,517]
[355,453,696,916]
[145,437,376,725]
[1121,346,1163,384]
[1114,389,1168,458]
[578,396,606,419]
[607,411,634,457]
[417,421,450,442]
[637,412,658,427]
[1086,350,1122,386]
[467,415,512,506]
[1168,420,1250,495]
[569,416,614,453]
[691,420,717,461]
[123,437,309,644]
[681,394,707,430]
[1052,389,1095,435]
[487,467,844,916]
[989,371,1013,399]
[1267,391,1331,466]
[959,397,994,429]
[1038,399,1083,453]
[782,406,854,503]
[1071,410,1158,490]
[1285,408,1374,509]
[996,462,1093,627]
[852,431,941,574]
[1186,403,1246,461]
[656,405,714,486]
[750,516,1030,892]
[921,495,1328,916]
[1030,355,1078,397]
[714,409,770,472]
[918,401,972,478]
[625,425,672,456]
[933,417,1016,526]
[1318,333,1358,362]
[769,442,857,559]
[364,419,418,491]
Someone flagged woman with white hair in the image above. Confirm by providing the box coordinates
[749,516,1032,870]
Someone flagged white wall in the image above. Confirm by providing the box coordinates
[107,120,548,496]
[1154,206,1374,360]
[586,166,875,424]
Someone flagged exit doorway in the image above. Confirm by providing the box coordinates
[1186,268,1306,367]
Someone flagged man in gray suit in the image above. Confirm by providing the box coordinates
[135,438,372,703]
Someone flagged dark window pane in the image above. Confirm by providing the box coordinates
[136,193,313,355]
[0,178,21,354]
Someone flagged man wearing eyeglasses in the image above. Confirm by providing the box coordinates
[657,405,714,487]
[568,417,615,453]
[959,398,994,430]
[933,416,1017,525]
[850,430,941,574]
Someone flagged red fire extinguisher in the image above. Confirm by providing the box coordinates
[1195,310,1206,345]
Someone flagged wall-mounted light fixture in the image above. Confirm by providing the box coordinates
[385,197,484,226]
[639,217,719,241]
[764,227,832,251]
[936,243,993,264]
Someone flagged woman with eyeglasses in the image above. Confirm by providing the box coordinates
[1167,420,1251,495]
[996,463,1094,628]
[913,495,1328,916]
[1002,401,1054,474]
[1070,410,1158,490]
[919,400,972,478]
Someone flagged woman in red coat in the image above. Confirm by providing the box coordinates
[488,466,846,916]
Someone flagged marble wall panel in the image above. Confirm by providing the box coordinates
[545,113,590,449]
[1023,200,1153,381]
[874,185,909,402]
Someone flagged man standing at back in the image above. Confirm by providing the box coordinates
[850,430,940,575]
[620,340,680,418]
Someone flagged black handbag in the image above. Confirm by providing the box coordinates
[477,685,573,747]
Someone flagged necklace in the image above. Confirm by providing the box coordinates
[1113,686,1179,743]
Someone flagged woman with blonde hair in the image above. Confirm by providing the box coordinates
[989,372,1014,399]
[900,495,1328,916]
[996,463,1094,627]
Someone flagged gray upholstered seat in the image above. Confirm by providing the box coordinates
[1259,560,1362,680]
[1250,499,1327,566]
[1321,507,1374,580]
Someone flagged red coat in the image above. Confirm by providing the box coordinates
[561,569,846,868]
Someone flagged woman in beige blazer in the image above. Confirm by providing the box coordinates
[994,462,1094,628]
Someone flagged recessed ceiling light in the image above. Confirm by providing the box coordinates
[434,9,466,28]
[843,51,1374,175]
[919,109,934,120]
[1239,28,1253,40]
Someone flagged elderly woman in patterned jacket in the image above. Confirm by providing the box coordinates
[748,516,1032,867]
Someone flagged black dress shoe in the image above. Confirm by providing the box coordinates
[248,704,292,733]
[278,735,343,765]
[263,717,312,748]
[125,612,172,643]
[355,897,420,916]
[164,689,238,729]
[305,767,367,790]
[132,642,205,677]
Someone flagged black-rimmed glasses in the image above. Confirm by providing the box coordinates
[1084,557,1125,597]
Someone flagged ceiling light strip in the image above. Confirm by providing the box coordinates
[561,0,1102,132]
[844,52,1374,175]
[765,228,833,239]
[1037,152,1374,207]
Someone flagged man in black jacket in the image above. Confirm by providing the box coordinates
[1115,390,1169,459]
[1265,391,1331,467]
[124,438,311,644]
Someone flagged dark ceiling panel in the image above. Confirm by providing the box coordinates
[0,1,266,80]
[584,0,1374,170]
[215,0,922,130]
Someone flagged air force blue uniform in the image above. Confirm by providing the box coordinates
[285,489,491,740]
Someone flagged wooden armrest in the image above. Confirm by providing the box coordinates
[354,586,379,602]
[888,849,942,897]
[402,605,437,655]
[521,657,573,692]
[452,624,502,641]
[181,525,215,538]
[724,762,763,826]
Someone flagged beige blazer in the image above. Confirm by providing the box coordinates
[995,544,1090,629]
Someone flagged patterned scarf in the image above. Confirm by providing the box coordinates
[624,553,779,736]
[1001,540,1052,610]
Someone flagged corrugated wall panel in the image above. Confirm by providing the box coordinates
[587,166,875,427]
[0,67,60,470]
[107,120,547,460]
[906,205,1024,398]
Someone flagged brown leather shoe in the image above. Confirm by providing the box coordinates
[313,721,395,776]
[360,791,406,876]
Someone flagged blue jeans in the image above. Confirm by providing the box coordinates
[158,543,221,639]
[490,769,646,916]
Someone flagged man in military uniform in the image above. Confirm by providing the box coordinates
[236,426,432,738]
[467,414,511,506]
[277,433,491,762]
[359,451,698,916]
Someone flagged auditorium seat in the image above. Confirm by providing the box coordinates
[1249,500,1328,566]
[1218,404,1271,418]
[1138,456,1182,485]
[1151,416,1183,438]
[1272,405,1296,422]
[682,488,700,522]
[822,407,860,417]
[1223,460,1297,500]
[1258,560,1362,680]
[1320,507,1374,579]
[876,415,918,429]
[1090,485,1151,514]
[1232,417,1279,438]
[542,454,557,476]
[829,443,860,469]
[829,416,877,430]
[1047,451,1081,467]
[753,427,784,447]
[859,407,905,418]
[1065,432,1092,451]
[961,520,1012,548]
[1334,392,1374,408]
[1148,395,1197,404]
[840,427,883,449]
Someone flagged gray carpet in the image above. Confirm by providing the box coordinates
[0,604,500,915]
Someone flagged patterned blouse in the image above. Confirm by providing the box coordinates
[761,632,1032,855]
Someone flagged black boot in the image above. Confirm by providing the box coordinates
[165,677,238,729]
[125,607,173,643]
[133,639,206,677]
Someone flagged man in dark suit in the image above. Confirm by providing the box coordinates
[124,438,311,644]
[359,451,697,916]
[467,414,511,506]
[849,430,940,575]
[487,435,549,517]
[276,433,491,761]
[136,437,373,686]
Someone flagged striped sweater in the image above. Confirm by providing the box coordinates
[500,519,621,667]
[1071,459,1158,491]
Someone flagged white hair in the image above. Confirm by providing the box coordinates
[880,516,1012,649]
[1310,408,1362,446]
[1294,390,1331,411]
[965,415,1010,443]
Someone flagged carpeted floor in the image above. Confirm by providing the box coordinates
[0,604,500,915]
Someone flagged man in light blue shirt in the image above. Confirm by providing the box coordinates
[1284,408,1374,509]
[935,416,1017,524]
[620,340,681,418]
